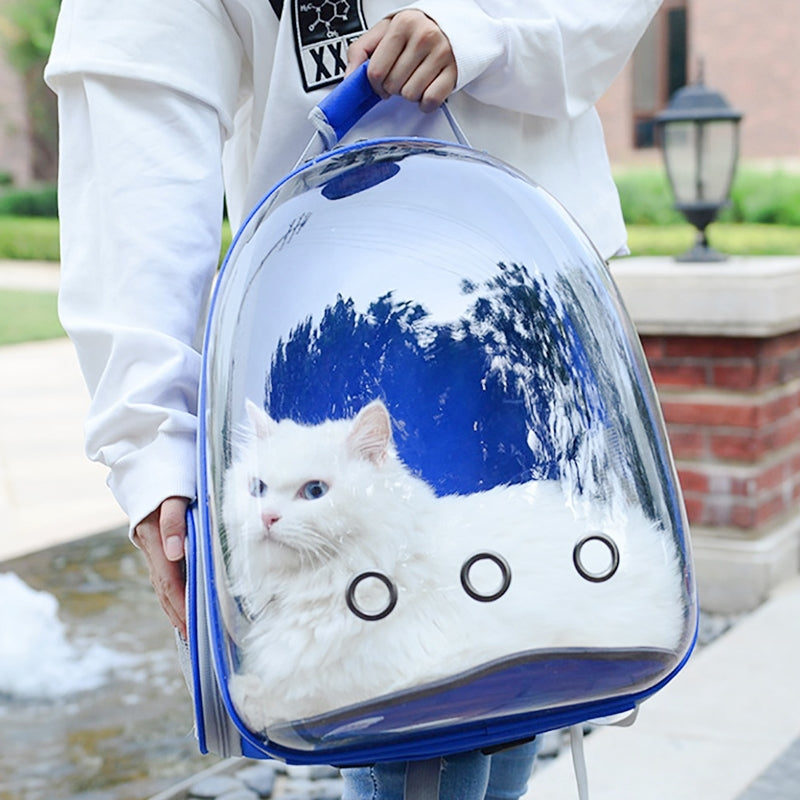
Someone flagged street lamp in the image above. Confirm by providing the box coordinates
[655,77,743,262]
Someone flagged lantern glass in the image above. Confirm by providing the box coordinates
[662,118,739,209]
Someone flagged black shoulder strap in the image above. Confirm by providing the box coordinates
[269,0,283,18]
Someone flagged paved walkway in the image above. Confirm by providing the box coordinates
[0,261,125,561]
[2,260,799,800]
[526,576,800,800]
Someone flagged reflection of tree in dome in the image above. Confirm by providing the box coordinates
[459,262,607,477]
[265,263,633,499]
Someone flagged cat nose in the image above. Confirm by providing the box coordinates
[262,511,281,529]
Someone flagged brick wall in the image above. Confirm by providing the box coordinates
[612,256,800,612]
[643,333,800,539]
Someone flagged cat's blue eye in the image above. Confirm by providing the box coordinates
[249,477,268,498]
[300,480,329,500]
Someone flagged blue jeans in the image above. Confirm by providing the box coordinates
[340,739,540,800]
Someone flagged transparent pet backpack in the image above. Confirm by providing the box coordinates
[186,65,698,769]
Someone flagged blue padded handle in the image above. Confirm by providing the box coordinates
[305,60,469,157]
[311,62,382,149]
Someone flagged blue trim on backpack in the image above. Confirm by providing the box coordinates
[193,135,699,766]
[185,505,209,754]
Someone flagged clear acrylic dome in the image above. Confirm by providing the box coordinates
[195,137,697,763]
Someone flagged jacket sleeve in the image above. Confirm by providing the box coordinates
[405,0,662,119]
[45,0,242,529]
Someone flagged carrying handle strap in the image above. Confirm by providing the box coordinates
[309,62,383,150]
[567,708,639,800]
[404,757,443,800]
[306,61,470,155]
[569,725,590,800]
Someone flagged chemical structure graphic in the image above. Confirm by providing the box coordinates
[302,0,351,37]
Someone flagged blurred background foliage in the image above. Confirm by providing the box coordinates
[0,0,60,181]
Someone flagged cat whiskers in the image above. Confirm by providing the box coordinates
[244,591,280,622]
[292,524,345,569]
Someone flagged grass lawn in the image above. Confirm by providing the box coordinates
[0,217,61,262]
[626,223,800,257]
[0,289,64,346]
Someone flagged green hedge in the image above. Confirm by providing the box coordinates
[614,170,683,226]
[616,168,800,227]
[3,170,798,227]
[727,171,800,226]
[0,184,58,217]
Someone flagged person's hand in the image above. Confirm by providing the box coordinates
[133,496,190,637]
[346,10,457,113]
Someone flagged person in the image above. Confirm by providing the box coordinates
[45,1,662,798]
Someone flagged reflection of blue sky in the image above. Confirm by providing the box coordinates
[226,153,585,409]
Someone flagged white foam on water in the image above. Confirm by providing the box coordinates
[0,572,136,699]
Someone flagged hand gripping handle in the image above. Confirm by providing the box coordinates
[308,62,382,150]
[307,61,469,151]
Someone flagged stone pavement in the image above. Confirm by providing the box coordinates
[2,260,799,799]
[142,577,800,800]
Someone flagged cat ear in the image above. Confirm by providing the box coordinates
[245,399,277,439]
[347,400,392,464]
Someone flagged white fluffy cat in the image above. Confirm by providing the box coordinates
[221,399,685,731]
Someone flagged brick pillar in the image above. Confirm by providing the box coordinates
[611,256,800,613]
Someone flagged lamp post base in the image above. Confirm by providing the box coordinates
[675,227,728,263]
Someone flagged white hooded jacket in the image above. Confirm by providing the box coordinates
[45,0,661,529]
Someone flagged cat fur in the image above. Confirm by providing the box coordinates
[221,399,685,730]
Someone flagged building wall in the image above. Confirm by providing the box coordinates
[0,36,31,185]
[597,59,665,169]
[599,0,800,166]
[597,61,641,168]
[692,0,800,162]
